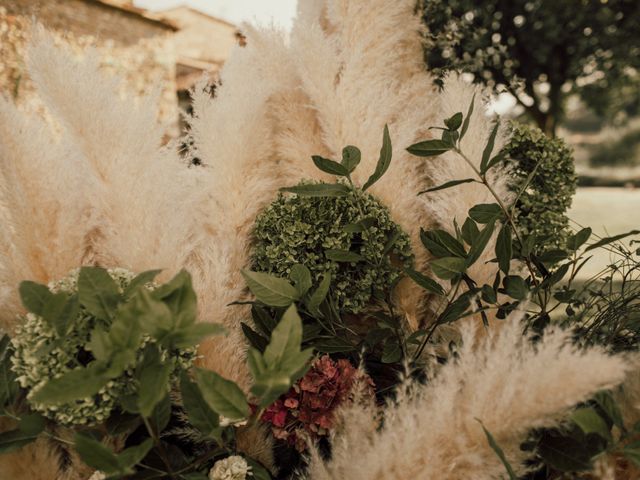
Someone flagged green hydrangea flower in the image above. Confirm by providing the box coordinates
[11,268,195,426]
[252,182,413,313]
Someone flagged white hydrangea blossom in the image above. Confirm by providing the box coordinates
[218,416,248,428]
[209,455,252,480]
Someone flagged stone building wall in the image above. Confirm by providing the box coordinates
[0,0,178,132]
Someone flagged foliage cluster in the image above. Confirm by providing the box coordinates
[0,267,312,479]
[504,122,576,251]
[422,0,640,135]
[252,180,413,314]
[406,100,640,478]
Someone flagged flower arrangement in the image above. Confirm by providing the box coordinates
[0,0,638,479]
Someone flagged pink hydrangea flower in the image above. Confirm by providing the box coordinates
[260,355,373,452]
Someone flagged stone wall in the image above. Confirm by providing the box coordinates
[0,0,178,133]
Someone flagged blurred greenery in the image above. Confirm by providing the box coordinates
[589,126,640,168]
[423,0,640,137]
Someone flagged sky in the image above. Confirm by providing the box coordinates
[134,0,297,30]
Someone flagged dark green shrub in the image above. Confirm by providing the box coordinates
[505,122,577,251]
[252,182,413,314]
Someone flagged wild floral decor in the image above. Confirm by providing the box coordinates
[0,0,639,479]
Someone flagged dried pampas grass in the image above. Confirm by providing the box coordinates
[306,313,629,480]
[0,27,196,332]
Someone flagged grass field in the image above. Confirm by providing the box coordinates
[568,187,640,279]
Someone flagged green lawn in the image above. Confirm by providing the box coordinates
[568,187,640,279]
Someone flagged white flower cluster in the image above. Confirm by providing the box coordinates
[11,268,195,426]
[208,456,252,480]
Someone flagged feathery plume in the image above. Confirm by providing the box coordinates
[25,27,197,278]
[306,313,629,480]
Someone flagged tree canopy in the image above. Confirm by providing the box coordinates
[423,0,640,136]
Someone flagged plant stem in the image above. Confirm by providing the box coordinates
[453,147,546,310]
[413,279,462,362]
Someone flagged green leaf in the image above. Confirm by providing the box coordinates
[263,305,303,369]
[251,305,277,335]
[343,217,377,233]
[0,336,18,407]
[251,370,294,408]
[503,275,528,300]
[445,112,463,131]
[312,155,349,176]
[306,273,331,317]
[314,337,356,354]
[152,270,197,327]
[567,228,592,251]
[289,264,313,296]
[479,421,517,480]
[419,178,476,194]
[0,429,39,454]
[404,269,445,296]
[41,293,78,337]
[538,427,604,472]
[537,249,569,265]
[406,139,451,157]
[481,284,497,304]
[242,322,268,352]
[124,269,162,298]
[180,373,220,439]
[420,229,467,258]
[78,267,121,321]
[108,307,143,352]
[439,293,472,323]
[460,93,475,140]
[74,434,122,474]
[168,323,227,349]
[86,327,112,363]
[324,249,365,263]
[124,289,173,339]
[381,340,402,363]
[194,368,249,421]
[241,270,300,307]
[117,439,153,470]
[465,221,495,268]
[441,129,458,147]
[461,218,480,245]
[571,407,612,441]
[485,151,506,172]
[496,224,513,274]
[480,119,500,174]
[593,391,624,430]
[245,458,273,480]
[31,363,111,406]
[18,281,52,316]
[18,413,46,436]
[149,394,171,433]
[585,229,639,252]
[136,346,172,418]
[341,146,361,173]
[469,203,503,224]
[430,257,467,280]
[280,183,351,197]
[363,124,392,191]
